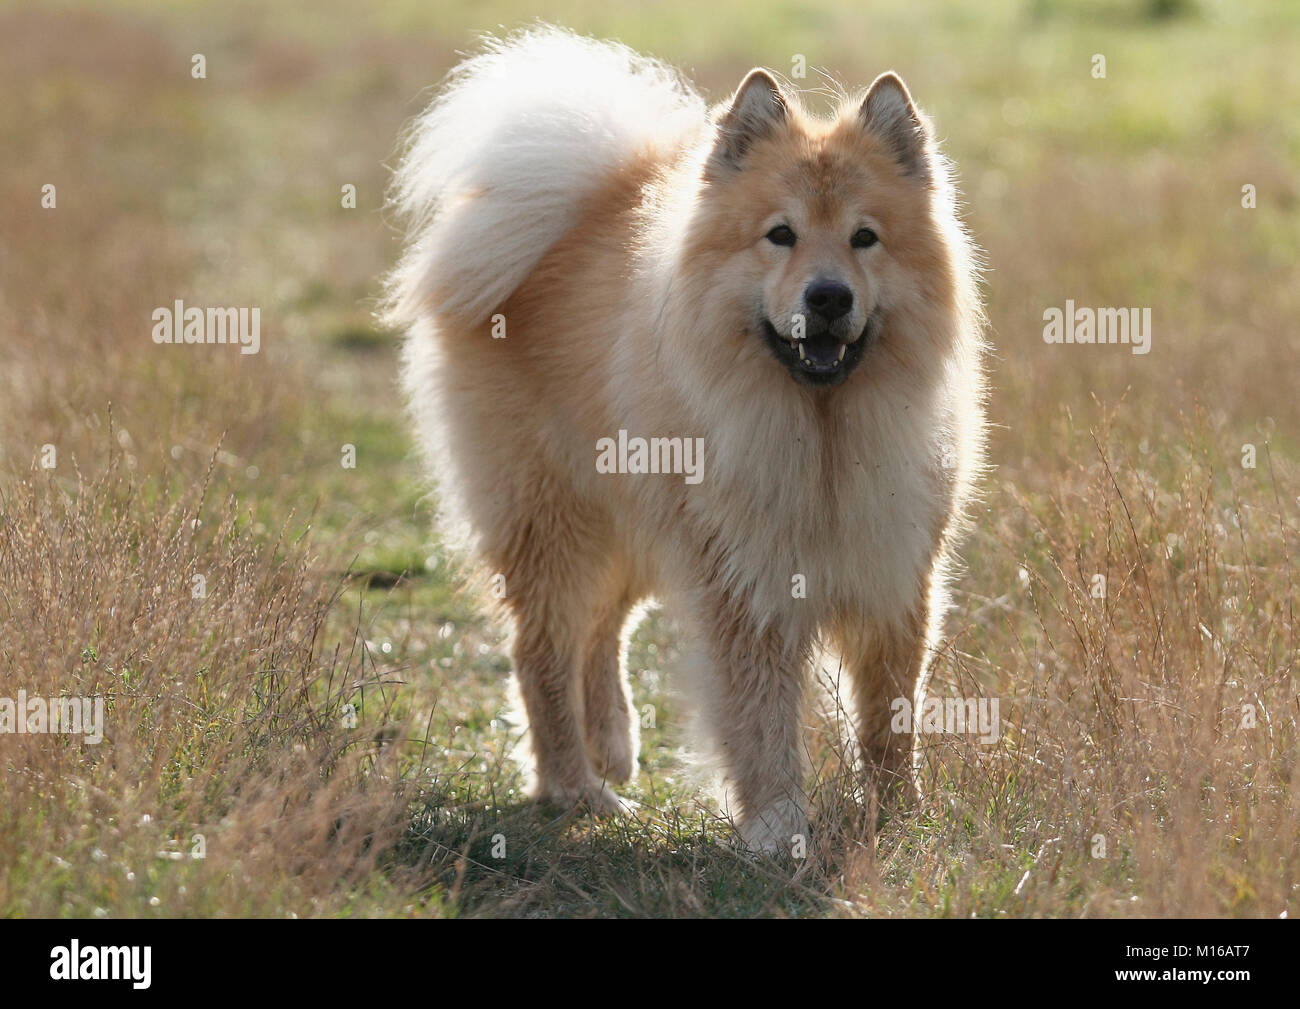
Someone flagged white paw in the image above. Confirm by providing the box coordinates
[582,780,636,816]
[588,728,636,784]
[542,777,634,817]
[738,798,809,857]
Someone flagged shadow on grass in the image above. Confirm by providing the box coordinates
[385,787,860,918]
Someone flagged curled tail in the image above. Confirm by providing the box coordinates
[383,26,705,329]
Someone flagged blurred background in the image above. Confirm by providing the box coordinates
[5,0,1296,507]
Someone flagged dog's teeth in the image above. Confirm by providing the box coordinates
[797,343,806,361]
[837,344,847,362]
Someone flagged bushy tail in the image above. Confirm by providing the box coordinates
[383,26,705,329]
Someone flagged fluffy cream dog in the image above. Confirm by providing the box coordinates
[385,27,986,852]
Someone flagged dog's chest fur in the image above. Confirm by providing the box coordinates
[624,370,948,637]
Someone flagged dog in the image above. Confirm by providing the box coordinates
[384,27,986,853]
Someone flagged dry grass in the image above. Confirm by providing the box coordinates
[1,0,1296,917]
[0,452,417,916]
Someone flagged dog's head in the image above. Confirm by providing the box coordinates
[685,68,954,390]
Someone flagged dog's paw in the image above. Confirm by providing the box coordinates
[579,780,637,817]
[737,798,809,858]
[587,727,636,785]
[587,785,637,816]
[862,759,921,813]
[541,777,634,818]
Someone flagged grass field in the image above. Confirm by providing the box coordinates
[1,0,1297,917]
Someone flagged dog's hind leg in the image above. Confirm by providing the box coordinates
[580,586,638,784]
[498,490,627,813]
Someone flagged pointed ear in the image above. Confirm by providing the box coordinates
[859,72,930,180]
[708,69,787,176]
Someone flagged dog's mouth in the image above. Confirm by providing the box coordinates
[760,316,877,387]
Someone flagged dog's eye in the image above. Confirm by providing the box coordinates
[851,227,879,249]
[766,225,797,247]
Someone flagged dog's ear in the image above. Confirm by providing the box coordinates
[707,69,787,176]
[859,72,930,181]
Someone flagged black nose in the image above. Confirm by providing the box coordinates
[804,280,854,321]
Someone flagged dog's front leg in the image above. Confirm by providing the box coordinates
[834,600,931,801]
[698,590,810,855]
